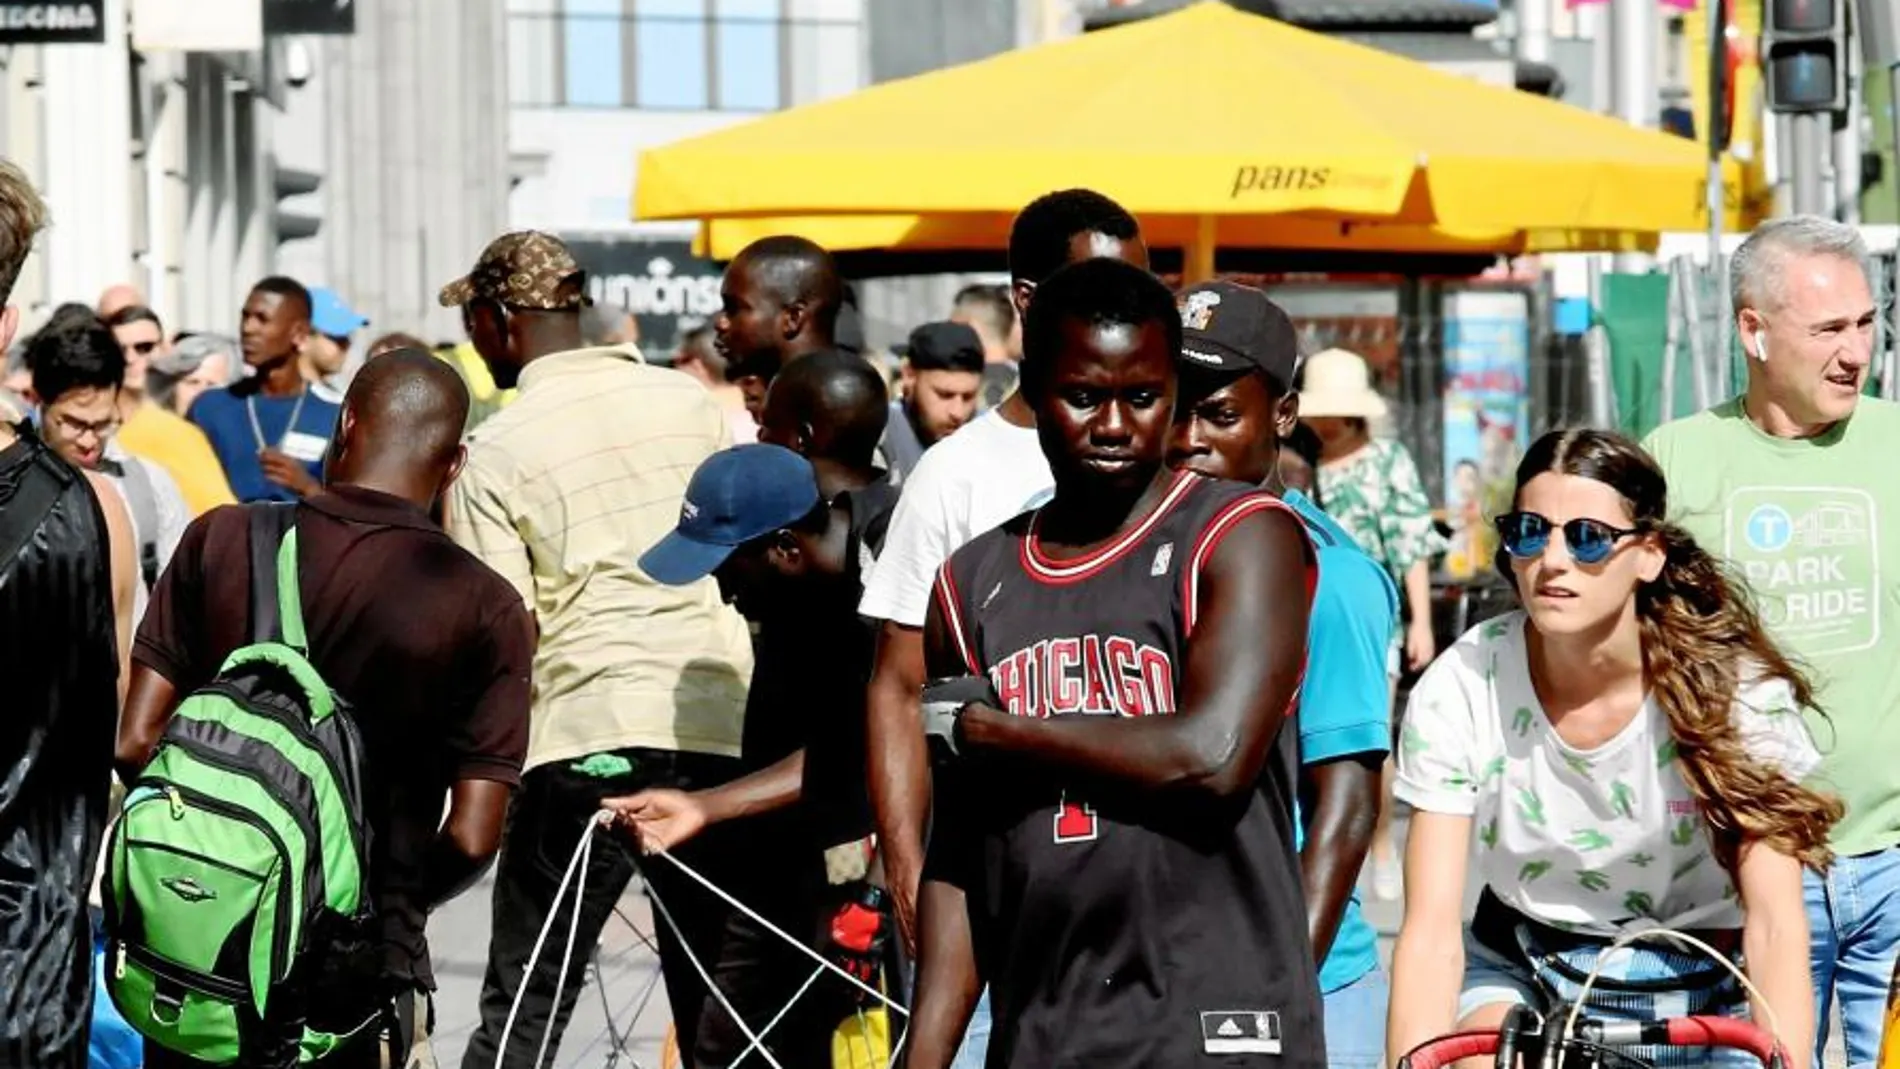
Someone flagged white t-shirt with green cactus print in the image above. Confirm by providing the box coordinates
[1395,612,1822,936]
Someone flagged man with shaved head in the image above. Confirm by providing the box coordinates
[119,348,535,1069]
[715,234,844,419]
[759,347,890,497]
[97,282,144,320]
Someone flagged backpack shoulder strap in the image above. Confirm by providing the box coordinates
[119,457,161,590]
[0,435,76,576]
[247,503,300,647]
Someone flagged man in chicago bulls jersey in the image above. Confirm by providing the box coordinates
[904,258,1323,1069]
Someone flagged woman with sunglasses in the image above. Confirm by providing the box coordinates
[1386,429,1840,1069]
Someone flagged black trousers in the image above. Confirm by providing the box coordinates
[460,749,844,1069]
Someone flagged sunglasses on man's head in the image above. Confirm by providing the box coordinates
[1495,511,1641,566]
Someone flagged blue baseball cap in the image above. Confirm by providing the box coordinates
[639,444,823,586]
[308,287,369,339]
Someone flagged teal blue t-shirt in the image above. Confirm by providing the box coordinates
[1287,489,1399,993]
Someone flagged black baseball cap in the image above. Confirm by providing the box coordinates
[1176,281,1300,390]
[894,321,985,374]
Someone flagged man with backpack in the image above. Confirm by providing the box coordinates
[114,349,535,1068]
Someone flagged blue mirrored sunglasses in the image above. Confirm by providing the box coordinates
[1495,511,1641,566]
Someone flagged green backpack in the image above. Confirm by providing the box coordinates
[105,504,377,1065]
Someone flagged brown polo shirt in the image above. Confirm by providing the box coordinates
[133,485,534,988]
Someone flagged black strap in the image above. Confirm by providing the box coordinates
[248,503,298,645]
[0,433,77,579]
[839,480,900,559]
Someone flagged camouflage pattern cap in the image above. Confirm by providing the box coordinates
[438,230,592,311]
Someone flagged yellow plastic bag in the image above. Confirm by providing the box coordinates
[833,1007,891,1069]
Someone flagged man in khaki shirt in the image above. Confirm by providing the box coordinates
[441,232,759,1069]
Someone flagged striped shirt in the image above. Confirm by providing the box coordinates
[447,344,752,770]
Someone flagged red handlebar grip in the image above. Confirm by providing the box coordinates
[1664,1017,1785,1067]
[1399,1030,1501,1069]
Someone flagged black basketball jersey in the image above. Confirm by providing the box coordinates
[924,471,1324,1069]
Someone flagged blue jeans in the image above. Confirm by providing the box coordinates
[949,987,991,1069]
[1807,846,1900,1069]
[1323,968,1389,1069]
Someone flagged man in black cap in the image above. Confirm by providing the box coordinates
[1165,281,1399,1067]
[882,321,984,483]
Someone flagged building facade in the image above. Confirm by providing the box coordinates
[0,0,509,345]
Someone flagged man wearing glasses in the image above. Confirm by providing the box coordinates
[104,304,236,516]
[1645,214,1894,1069]
[27,311,188,619]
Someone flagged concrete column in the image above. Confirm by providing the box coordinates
[40,0,135,305]
[1517,0,1552,66]
[1608,0,1657,271]
[1789,112,1832,215]
[143,52,190,326]
[2,45,52,319]
[270,0,510,341]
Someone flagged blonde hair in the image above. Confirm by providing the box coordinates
[0,159,48,306]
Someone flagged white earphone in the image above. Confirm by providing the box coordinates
[1753,330,1768,362]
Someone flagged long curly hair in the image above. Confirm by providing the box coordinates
[1507,429,1842,877]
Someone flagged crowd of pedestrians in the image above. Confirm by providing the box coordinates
[1,145,1896,1069]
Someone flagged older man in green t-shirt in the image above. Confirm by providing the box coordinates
[1643,214,1889,1069]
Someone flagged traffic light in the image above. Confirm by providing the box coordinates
[1762,0,1848,114]
[272,162,322,244]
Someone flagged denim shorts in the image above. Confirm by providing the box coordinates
[1323,968,1390,1069]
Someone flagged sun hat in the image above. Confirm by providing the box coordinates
[1296,347,1388,419]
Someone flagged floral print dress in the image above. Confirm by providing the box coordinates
[1316,438,1447,657]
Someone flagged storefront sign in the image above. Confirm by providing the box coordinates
[133,0,262,52]
[1440,290,1531,580]
[0,1,104,43]
[563,235,723,357]
[265,0,353,35]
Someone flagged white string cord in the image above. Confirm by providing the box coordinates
[885,1016,911,1069]
[534,826,598,1069]
[650,847,912,1017]
[1559,926,1785,1059]
[724,965,827,1068]
[644,871,790,1069]
[494,810,613,1069]
[501,815,921,1069]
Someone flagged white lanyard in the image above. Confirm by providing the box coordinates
[245,386,308,452]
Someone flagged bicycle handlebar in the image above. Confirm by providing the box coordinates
[1398,1016,1787,1069]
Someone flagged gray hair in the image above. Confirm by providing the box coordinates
[1730,215,1871,312]
[148,332,239,410]
[157,333,239,378]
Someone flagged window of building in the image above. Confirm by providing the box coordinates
[507,0,859,111]
[565,0,626,107]
[715,0,780,111]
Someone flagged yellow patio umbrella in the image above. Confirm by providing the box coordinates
[688,212,1722,262]
[636,0,1754,261]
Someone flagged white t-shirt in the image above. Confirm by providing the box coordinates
[858,408,1054,627]
[1395,612,1822,935]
